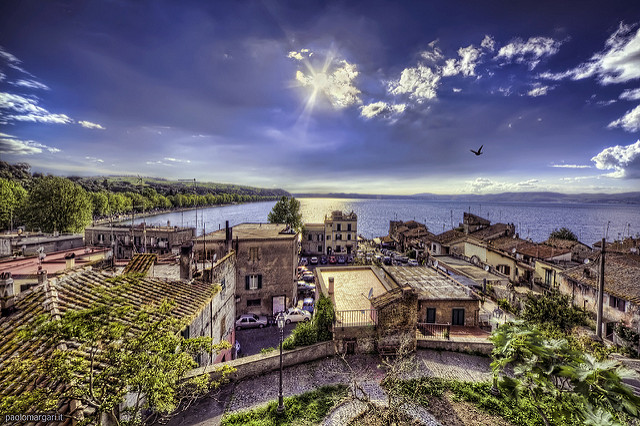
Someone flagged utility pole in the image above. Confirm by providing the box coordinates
[596,238,605,339]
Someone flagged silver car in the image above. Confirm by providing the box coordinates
[235,313,268,330]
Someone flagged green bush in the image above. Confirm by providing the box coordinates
[282,336,295,350]
[260,347,275,355]
[292,320,317,347]
[521,290,587,332]
[313,295,334,342]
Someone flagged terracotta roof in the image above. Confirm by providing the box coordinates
[544,238,591,250]
[516,243,571,260]
[469,223,514,241]
[0,269,221,420]
[123,253,157,275]
[435,229,465,244]
[561,253,640,304]
[371,285,413,309]
[463,213,490,226]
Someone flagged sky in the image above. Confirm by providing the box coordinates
[1,0,640,195]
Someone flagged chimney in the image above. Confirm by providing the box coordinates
[328,277,334,295]
[65,252,76,269]
[180,243,193,281]
[0,272,15,315]
[225,220,233,253]
[38,269,48,286]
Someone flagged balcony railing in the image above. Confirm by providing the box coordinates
[417,322,451,340]
[334,309,378,327]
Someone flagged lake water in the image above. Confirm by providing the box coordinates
[129,198,640,245]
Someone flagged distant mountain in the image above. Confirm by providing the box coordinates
[294,191,640,205]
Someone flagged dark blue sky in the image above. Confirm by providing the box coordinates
[1,0,640,194]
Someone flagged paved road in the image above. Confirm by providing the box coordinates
[166,349,494,426]
[235,323,296,357]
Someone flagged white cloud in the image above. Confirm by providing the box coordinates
[540,23,640,85]
[0,92,72,124]
[527,83,553,97]
[591,140,640,178]
[608,105,640,132]
[0,135,60,155]
[515,179,539,187]
[388,64,441,101]
[9,79,49,90]
[620,88,640,101]
[419,42,444,63]
[292,54,361,109]
[163,157,191,163]
[146,160,172,166]
[466,177,496,193]
[360,102,406,119]
[551,163,592,169]
[85,156,104,163]
[452,88,462,93]
[481,35,496,52]
[495,36,563,69]
[79,120,106,130]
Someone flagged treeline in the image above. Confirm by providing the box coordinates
[0,161,288,233]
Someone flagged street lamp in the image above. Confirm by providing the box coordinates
[277,312,285,414]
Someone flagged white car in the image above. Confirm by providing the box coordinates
[284,307,311,324]
[408,259,419,266]
[310,256,318,264]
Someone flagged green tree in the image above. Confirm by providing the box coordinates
[267,196,303,232]
[491,321,640,426]
[0,178,27,230]
[549,227,578,241]
[90,191,109,217]
[314,295,334,341]
[1,279,234,425]
[521,290,587,333]
[23,176,92,233]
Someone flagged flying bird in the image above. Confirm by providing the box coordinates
[470,145,483,156]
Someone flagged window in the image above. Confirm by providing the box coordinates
[247,299,261,307]
[609,295,626,312]
[426,308,436,323]
[452,309,465,326]
[347,234,351,240]
[318,245,322,252]
[98,234,104,243]
[245,274,262,290]
[544,269,554,285]
[308,234,313,241]
[337,224,342,231]
[221,277,226,293]
[336,233,342,240]
[220,315,226,339]
[181,326,190,339]
[249,247,259,261]
[347,224,352,231]
[327,235,331,240]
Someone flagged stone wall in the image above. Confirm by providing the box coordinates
[417,338,493,355]
[188,340,336,382]
[333,325,377,354]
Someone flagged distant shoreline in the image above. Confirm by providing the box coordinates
[292,191,640,205]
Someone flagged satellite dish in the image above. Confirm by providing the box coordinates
[484,265,490,272]
[584,258,590,264]
[368,287,373,299]
[433,260,439,269]
[512,248,517,254]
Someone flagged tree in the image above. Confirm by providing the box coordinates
[549,227,578,241]
[521,290,587,333]
[90,191,109,217]
[23,176,92,233]
[0,178,27,230]
[491,321,640,426]
[267,196,303,232]
[1,277,233,425]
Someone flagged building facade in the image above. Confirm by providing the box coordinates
[195,223,299,317]
[85,224,195,259]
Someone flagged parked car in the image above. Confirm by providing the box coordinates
[300,257,308,266]
[320,256,328,264]
[302,297,315,314]
[310,256,318,265]
[302,272,315,282]
[408,259,419,266]
[347,255,354,263]
[284,307,311,324]
[329,255,337,264]
[235,314,268,330]
[337,255,346,264]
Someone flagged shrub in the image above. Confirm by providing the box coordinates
[292,320,317,347]
[521,290,587,332]
[282,336,295,350]
[313,295,334,342]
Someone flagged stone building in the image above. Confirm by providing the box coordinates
[559,252,640,338]
[85,224,195,259]
[195,222,299,317]
[0,233,84,258]
[383,265,480,327]
[302,210,358,256]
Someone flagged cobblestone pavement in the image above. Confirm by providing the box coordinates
[166,349,493,426]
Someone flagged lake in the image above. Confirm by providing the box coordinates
[129,198,640,245]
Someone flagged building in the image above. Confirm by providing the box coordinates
[85,224,195,259]
[195,222,298,317]
[431,255,509,290]
[559,252,640,338]
[0,246,111,299]
[0,256,236,423]
[388,220,435,254]
[383,265,480,327]
[0,232,84,258]
[302,210,358,256]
